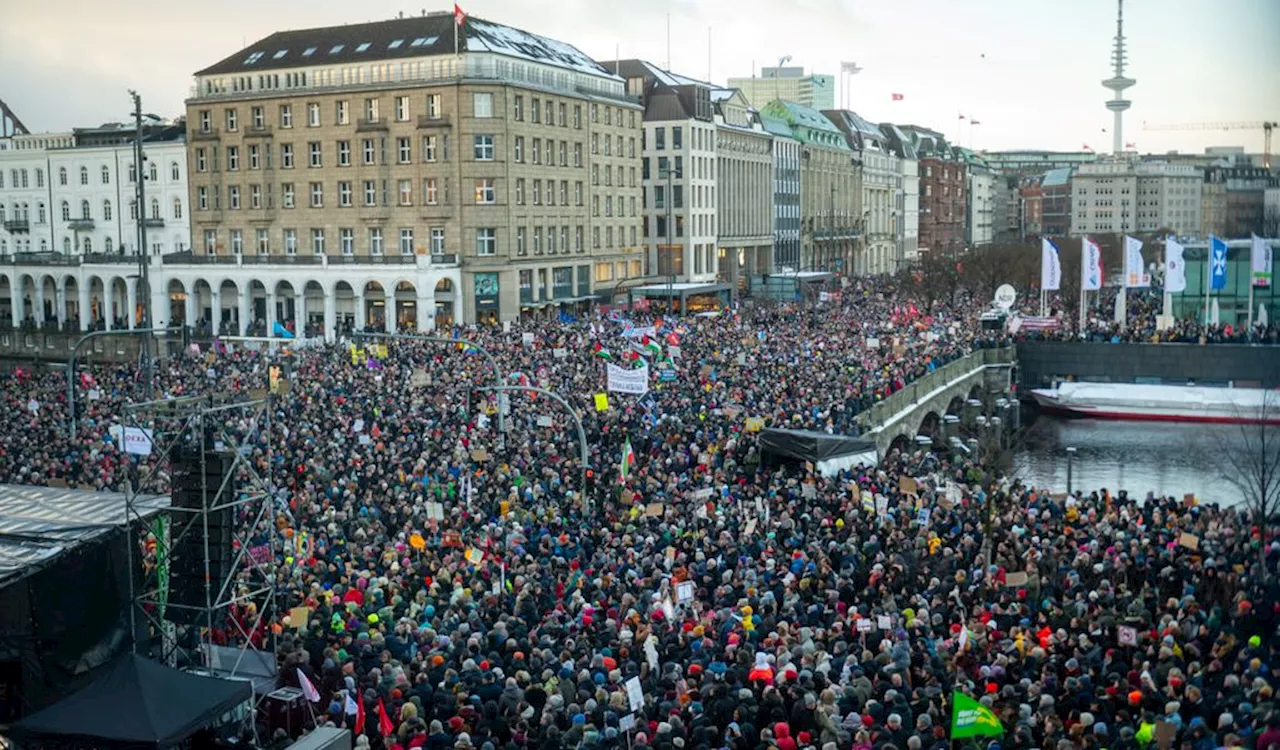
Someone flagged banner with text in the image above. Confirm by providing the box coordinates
[606,362,650,394]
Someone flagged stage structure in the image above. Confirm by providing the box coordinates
[121,390,281,683]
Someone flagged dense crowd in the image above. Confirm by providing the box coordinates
[1,277,1277,750]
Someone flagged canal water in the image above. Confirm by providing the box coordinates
[1010,414,1251,508]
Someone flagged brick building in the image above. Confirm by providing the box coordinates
[898,126,964,257]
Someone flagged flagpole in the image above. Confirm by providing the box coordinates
[1162,237,1173,322]
[1079,237,1087,334]
[1204,237,1212,325]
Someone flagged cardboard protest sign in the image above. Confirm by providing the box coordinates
[1004,571,1029,587]
[898,476,918,495]
[1178,532,1199,551]
[645,503,664,517]
[289,606,311,630]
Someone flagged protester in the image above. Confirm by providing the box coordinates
[1,276,1276,750]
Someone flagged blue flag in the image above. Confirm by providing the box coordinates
[272,321,295,339]
[1210,236,1228,291]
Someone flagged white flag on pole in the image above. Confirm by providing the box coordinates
[1251,234,1273,288]
[1081,237,1103,291]
[1124,235,1149,288]
[297,668,321,703]
[1165,237,1187,293]
[1040,238,1062,291]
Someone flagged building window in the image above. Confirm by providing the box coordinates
[474,178,496,204]
[79,166,88,185]
[515,179,525,205]
[225,146,239,171]
[575,181,583,206]
[339,181,352,207]
[473,134,494,160]
[338,140,351,166]
[197,187,208,210]
[475,228,496,255]
[280,104,293,128]
[256,228,269,254]
[427,94,440,119]
[173,198,183,219]
[102,200,113,221]
[199,110,211,132]
[395,96,410,121]
[204,229,216,254]
[399,228,414,255]
[248,144,261,169]
[308,142,322,167]
[573,143,582,167]
[281,143,294,168]
[363,181,376,206]
[228,186,241,209]
[224,108,238,132]
[422,135,438,162]
[533,227,542,254]
[230,229,243,254]
[530,99,540,123]
[399,179,412,205]
[284,229,297,255]
[312,228,327,255]
[473,92,494,118]
[514,136,523,162]
[362,139,375,164]
[516,227,527,256]
[395,137,411,164]
[307,103,321,127]
[430,227,445,254]
[513,96,523,121]
[369,227,384,255]
[334,100,349,125]
[425,178,438,204]
[282,183,295,208]
[309,182,323,207]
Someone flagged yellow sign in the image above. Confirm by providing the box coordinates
[408,533,426,551]
[594,393,610,412]
[744,417,765,432]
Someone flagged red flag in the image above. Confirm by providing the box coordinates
[891,93,904,101]
[1125,141,1135,149]
[354,695,365,735]
[377,698,394,737]
[454,3,466,25]
[958,114,966,121]
[1082,144,1092,151]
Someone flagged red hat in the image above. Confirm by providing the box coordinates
[688,664,703,676]
[862,715,874,727]
[798,732,811,744]
[1128,690,1143,706]
[986,682,998,694]
[448,716,465,731]
[480,660,490,670]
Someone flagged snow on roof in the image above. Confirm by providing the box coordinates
[466,18,619,80]
[637,60,713,89]
[710,89,736,102]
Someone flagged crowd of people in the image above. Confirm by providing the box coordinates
[1,277,1277,750]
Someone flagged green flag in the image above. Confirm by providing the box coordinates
[951,691,1003,740]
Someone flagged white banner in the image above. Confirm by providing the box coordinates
[123,426,155,456]
[606,363,649,394]
[1081,237,1103,291]
[1040,238,1062,291]
[1124,235,1149,288]
[1165,238,1187,293]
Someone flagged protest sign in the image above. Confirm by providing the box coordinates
[625,676,644,711]
[607,363,649,394]
[855,618,873,633]
[1178,532,1199,551]
[123,426,155,456]
[1004,571,1029,587]
[676,580,694,603]
[1118,625,1138,646]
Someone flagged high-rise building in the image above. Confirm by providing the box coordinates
[728,67,835,111]
[184,12,642,330]
[1069,158,1202,236]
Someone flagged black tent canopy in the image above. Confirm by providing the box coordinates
[9,653,252,748]
[758,428,878,473]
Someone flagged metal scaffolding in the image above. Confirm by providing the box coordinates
[121,390,280,680]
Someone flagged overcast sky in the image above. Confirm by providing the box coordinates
[4,0,1278,155]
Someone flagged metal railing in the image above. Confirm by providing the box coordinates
[859,347,1014,431]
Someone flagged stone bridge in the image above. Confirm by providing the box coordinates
[858,347,1016,457]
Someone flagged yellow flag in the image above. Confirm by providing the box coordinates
[594,393,609,412]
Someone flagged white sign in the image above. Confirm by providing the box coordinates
[668,345,682,359]
[123,426,155,456]
[358,434,372,446]
[427,502,445,521]
[619,714,636,733]
[88,388,102,401]
[625,676,644,712]
[553,347,567,359]
[993,284,1017,311]
[536,415,554,427]
[676,580,694,603]
[877,614,892,630]
[606,362,650,394]
[1118,625,1138,646]
[865,337,880,350]
[353,418,365,433]
[521,332,535,346]
[855,618,873,633]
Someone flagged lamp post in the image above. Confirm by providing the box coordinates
[130,91,161,398]
[1066,445,1077,495]
[774,55,791,103]
[660,161,676,313]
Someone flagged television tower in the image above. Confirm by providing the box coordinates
[1102,0,1135,155]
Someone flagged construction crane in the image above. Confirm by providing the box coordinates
[1142,121,1277,169]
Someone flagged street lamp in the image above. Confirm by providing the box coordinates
[1066,446,1077,495]
[774,55,791,103]
[129,90,162,398]
[660,161,676,313]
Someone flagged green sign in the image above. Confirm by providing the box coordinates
[951,691,1003,740]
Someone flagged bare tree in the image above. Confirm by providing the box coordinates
[1217,390,1280,584]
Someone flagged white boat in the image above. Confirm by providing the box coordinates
[1029,382,1280,425]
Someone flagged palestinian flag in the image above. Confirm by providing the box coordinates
[591,342,614,360]
[619,438,635,484]
[640,335,661,357]
[666,332,681,346]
